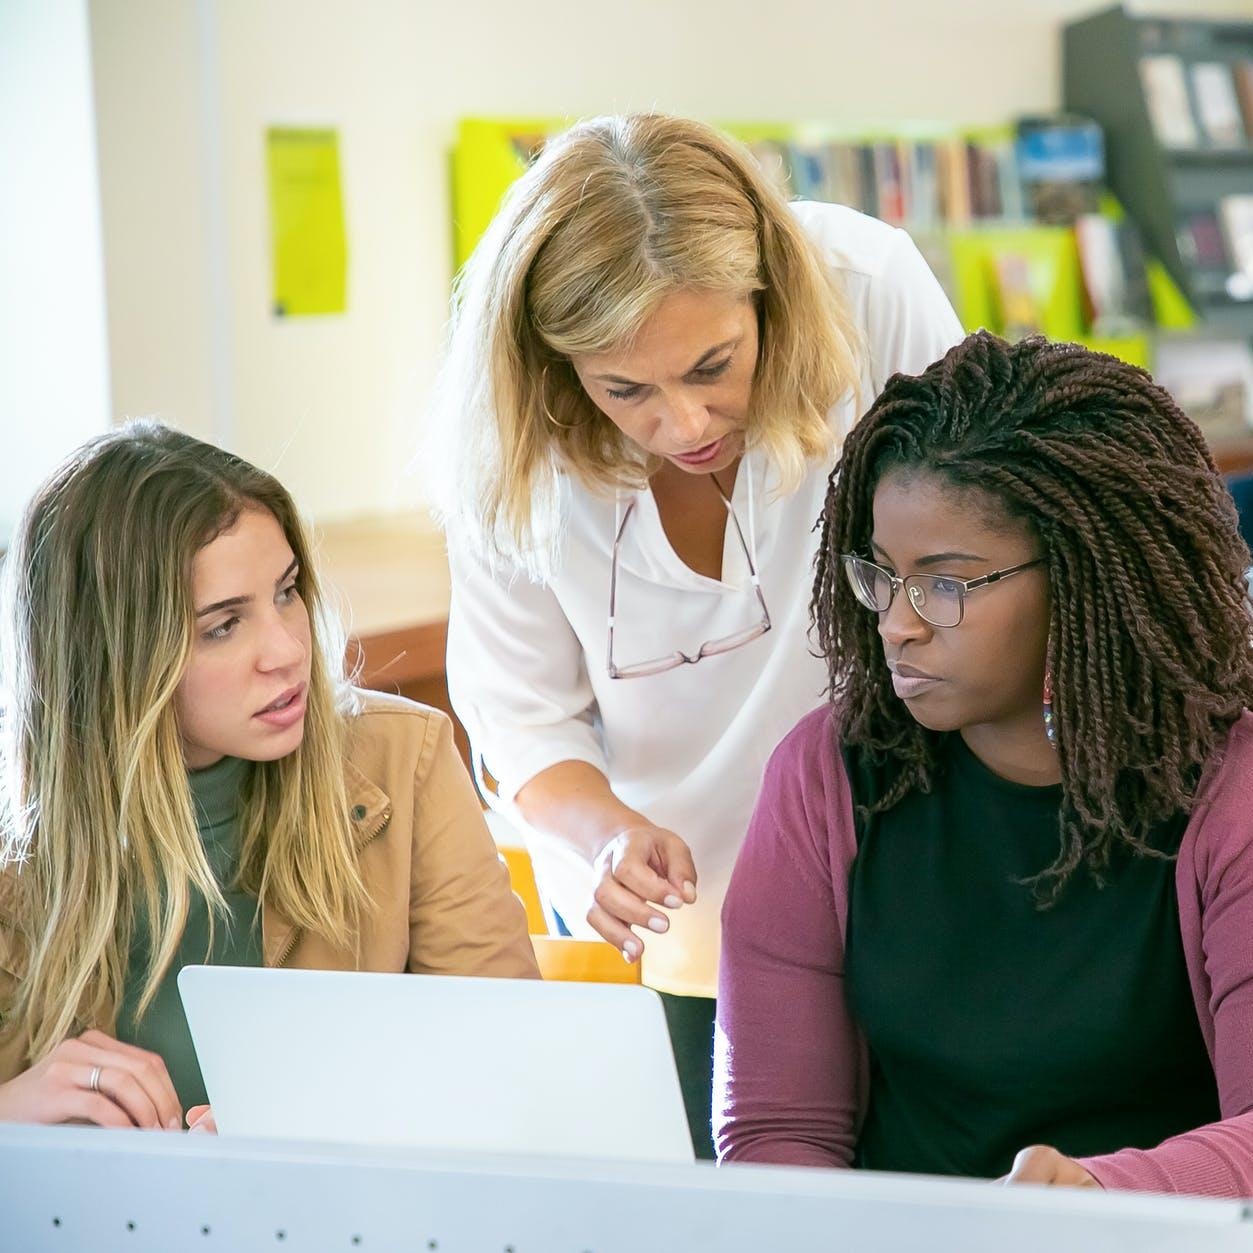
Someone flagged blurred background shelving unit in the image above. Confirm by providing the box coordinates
[1064,6,1253,475]
[1064,7,1253,334]
[452,93,1253,479]
[452,116,1157,365]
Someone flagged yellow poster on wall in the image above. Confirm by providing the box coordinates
[266,127,347,316]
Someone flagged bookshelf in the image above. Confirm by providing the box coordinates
[452,118,1027,271]
[1063,7,1253,339]
[450,116,1166,368]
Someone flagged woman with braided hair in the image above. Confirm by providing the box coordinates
[715,331,1253,1195]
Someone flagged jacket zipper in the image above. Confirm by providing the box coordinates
[273,806,393,968]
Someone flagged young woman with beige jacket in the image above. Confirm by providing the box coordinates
[0,422,536,1133]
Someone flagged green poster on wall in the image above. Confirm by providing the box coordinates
[266,127,347,316]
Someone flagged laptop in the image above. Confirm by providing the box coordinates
[177,966,694,1164]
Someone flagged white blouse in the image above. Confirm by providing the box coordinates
[446,202,965,997]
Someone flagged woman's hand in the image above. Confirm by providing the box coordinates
[1002,1145,1100,1189]
[587,823,698,961]
[185,1104,218,1134]
[0,1029,182,1131]
[513,762,699,959]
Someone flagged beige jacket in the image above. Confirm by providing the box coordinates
[0,689,538,1080]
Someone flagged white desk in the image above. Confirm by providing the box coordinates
[2,1124,1251,1252]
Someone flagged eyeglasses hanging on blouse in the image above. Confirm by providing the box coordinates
[607,474,772,680]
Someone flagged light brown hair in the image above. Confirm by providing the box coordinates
[0,421,367,1060]
[429,113,862,577]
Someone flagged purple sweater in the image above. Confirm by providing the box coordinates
[715,706,1253,1196]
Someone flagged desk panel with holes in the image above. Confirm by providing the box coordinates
[3,1125,1253,1253]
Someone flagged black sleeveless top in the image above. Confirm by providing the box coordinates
[843,734,1219,1178]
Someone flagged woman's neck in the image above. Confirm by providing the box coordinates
[960,712,1061,788]
[648,459,742,581]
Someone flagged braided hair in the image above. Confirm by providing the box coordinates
[812,331,1253,896]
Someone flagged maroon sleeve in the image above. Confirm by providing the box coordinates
[1078,743,1253,1196]
[714,707,865,1167]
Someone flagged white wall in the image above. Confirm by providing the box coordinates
[86,0,1253,523]
[88,0,219,446]
[0,0,112,545]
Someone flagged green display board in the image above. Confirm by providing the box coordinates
[266,127,348,317]
[451,117,565,273]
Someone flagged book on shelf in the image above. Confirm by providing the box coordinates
[994,134,1026,222]
[1236,61,1253,138]
[908,141,940,232]
[736,130,1027,230]
[874,143,906,224]
[1140,54,1199,149]
[1074,215,1153,334]
[937,140,971,225]
[1190,61,1247,149]
[967,143,1002,220]
[830,143,864,211]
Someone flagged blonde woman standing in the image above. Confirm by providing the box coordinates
[0,422,536,1131]
[432,114,963,1155]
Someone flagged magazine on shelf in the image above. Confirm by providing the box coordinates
[1015,115,1104,224]
[1191,61,1247,148]
[1140,54,1199,148]
[1219,195,1253,289]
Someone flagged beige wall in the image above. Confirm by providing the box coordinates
[89,0,218,446]
[1,0,112,544]
[85,0,1253,523]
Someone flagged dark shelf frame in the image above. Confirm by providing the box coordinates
[1166,147,1253,165]
[1062,5,1253,340]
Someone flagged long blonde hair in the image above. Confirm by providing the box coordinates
[428,113,862,578]
[0,421,367,1061]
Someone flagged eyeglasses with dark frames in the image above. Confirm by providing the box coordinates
[840,553,1045,629]
[608,479,772,679]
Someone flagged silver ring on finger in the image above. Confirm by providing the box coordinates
[88,1064,103,1094]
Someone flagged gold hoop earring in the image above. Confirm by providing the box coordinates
[540,364,581,430]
